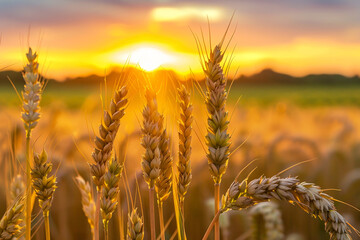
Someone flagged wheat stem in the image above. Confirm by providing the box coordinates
[94,190,101,240]
[44,211,50,240]
[159,201,165,240]
[25,135,31,240]
[104,222,109,240]
[214,183,220,240]
[149,187,156,240]
[202,210,221,240]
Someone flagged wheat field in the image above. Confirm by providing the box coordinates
[0,27,360,240]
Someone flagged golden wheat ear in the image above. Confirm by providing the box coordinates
[90,86,128,189]
[101,157,124,236]
[250,202,285,240]
[222,176,352,240]
[10,175,25,205]
[75,175,96,237]
[0,196,25,240]
[177,84,193,209]
[31,150,57,213]
[126,208,144,240]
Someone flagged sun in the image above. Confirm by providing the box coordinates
[130,47,172,71]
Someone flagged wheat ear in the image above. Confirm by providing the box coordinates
[250,202,284,240]
[21,47,42,134]
[31,150,57,240]
[156,129,173,240]
[127,208,144,240]
[90,86,128,188]
[75,176,96,238]
[101,158,123,240]
[0,196,25,240]
[141,88,163,240]
[155,129,173,203]
[141,88,163,187]
[10,175,25,205]
[222,176,352,240]
[177,84,193,210]
[204,43,231,240]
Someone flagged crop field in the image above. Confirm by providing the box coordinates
[1,74,360,239]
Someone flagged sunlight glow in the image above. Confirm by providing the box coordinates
[130,47,174,71]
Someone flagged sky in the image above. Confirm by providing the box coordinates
[1,0,360,79]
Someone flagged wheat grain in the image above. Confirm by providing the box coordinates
[75,176,96,236]
[0,197,25,240]
[127,208,144,240]
[222,176,352,240]
[177,84,193,204]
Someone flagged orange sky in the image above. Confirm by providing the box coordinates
[1,1,360,79]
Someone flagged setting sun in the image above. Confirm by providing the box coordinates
[130,47,173,71]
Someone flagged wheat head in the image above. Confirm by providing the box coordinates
[0,196,25,240]
[31,150,57,213]
[155,129,173,203]
[222,176,352,240]
[10,175,25,205]
[101,158,123,227]
[250,202,284,240]
[141,88,163,188]
[177,84,193,202]
[21,48,42,134]
[204,44,230,184]
[127,208,144,240]
[75,176,96,235]
[90,86,128,188]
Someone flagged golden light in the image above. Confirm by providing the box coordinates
[130,47,174,71]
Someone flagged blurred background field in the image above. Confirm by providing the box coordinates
[1,70,360,239]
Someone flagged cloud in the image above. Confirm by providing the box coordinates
[151,6,224,22]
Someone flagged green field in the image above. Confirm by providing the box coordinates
[2,84,360,109]
[230,84,360,107]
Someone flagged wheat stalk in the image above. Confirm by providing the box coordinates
[21,47,44,240]
[203,42,231,240]
[127,208,144,240]
[75,176,96,239]
[101,158,123,240]
[31,150,57,240]
[250,202,284,240]
[0,196,25,240]
[177,84,193,210]
[221,176,352,240]
[141,88,163,240]
[90,86,127,240]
